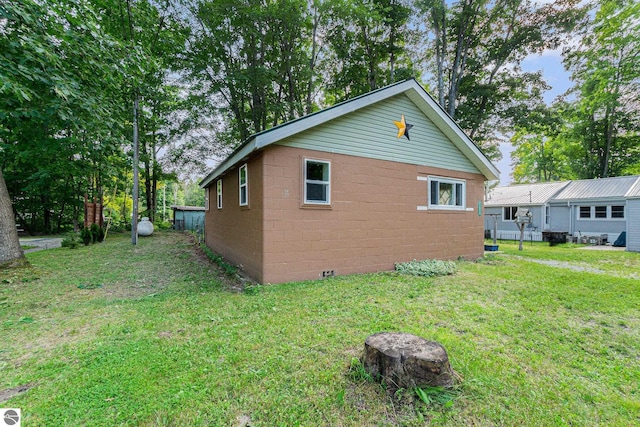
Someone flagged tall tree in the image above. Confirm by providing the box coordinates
[324,0,415,102]
[185,0,318,144]
[0,167,24,266]
[1,0,124,247]
[562,0,640,178]
[417,0,588,159]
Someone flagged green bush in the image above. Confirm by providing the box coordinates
[80,227,93,245]
[61,232,81,249]
[395,259,457,277]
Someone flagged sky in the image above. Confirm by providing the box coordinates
[495,49,574,186]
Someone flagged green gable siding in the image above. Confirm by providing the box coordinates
[276,94,479,174]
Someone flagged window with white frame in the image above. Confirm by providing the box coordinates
[503,206,519,221]
[216,179,223,209]
[239,164,248,206]
[304,159,330,204]
[544,205,550,225]
[205,187,210,211]
[611,205,625,219]
[579,206,591,218]
[427,176,465,210]
[579,205,625,220]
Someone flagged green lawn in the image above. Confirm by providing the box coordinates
[1,233,639,426]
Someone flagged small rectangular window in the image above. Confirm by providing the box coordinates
[579,206,591,218]
[304,159,330,204]
[239,164,248,206]
[427,176,465,210]
[205,187,210,211]
[595,206,606,218]
[216,179,223,209]
[504,206,518,221]
[545,205,550,225]
[611,205,625,218]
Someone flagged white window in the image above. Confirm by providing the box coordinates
[205,187,210,211]
[595,206,607,218]
[239,164,248,206]
[304,159,331,204]
[544,205,550,225]
[503,206,519,221]
[579,206,591,219]
[216,179,223,209]
[611,205,625,219]
[428,176,465,210]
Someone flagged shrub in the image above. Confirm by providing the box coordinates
[395,259,457,277]
[80,227,93,245]
[61,232,81,249]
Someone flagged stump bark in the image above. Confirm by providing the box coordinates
[362,332,454,391]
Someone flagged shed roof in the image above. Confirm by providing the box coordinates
[171,205,206,211]
[552,175,640,201]
[485,181,570,206]
[200,79,499,188]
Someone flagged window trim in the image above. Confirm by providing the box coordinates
[544,205,550,226]
[239,164,248,207]
[205,187,210,211]
[421,176,466,211]
[611,205,625,219]
[577,205,626,220]
[503,206,519,222]
[216,179,223,209]
[303,158,331,206]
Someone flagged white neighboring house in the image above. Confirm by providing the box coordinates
[484,181,571,242]
[485,175,640,249]
[626,180,640,252]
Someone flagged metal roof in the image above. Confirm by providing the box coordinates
[199,78,499,188]
[552,175,640,201]
[485,181,570,206]
[170,205,206,211]
[627,179,640,198]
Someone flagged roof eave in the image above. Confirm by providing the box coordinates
[200,78,500,186]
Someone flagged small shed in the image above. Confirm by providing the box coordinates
[171,206,205,231]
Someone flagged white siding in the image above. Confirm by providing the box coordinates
[276,94,479,174]
[627,199,640,252]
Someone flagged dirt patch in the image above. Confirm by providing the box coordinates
[0,384,34,403]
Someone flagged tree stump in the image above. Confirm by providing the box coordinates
[362,332,454,391]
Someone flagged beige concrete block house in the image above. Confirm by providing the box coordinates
[200,79,499,284]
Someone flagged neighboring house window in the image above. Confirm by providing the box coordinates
[503,206,519,221]
[205,187,210,211]
[304,159,331,204]
[544,205,550,226]
[595,206,607,218]
[216,179,223,209]
[239,164,248,206]
[428,176,465,209]
[611,205,625,219]
[579,206,591,219]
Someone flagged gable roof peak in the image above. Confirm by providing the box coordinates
[200,78,499,187]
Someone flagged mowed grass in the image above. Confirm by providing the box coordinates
[1,232,639,426]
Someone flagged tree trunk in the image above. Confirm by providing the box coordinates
[0,168,25,266]
[132,93,139,245]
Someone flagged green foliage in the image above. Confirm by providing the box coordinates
[200,244,238,277]
[347,357,374,383]
[61,232,81,249]
[395,259,457,277]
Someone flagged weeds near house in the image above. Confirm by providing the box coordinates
[395,259,457,277]
[200,243,238,276]
[1,232,638,426]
